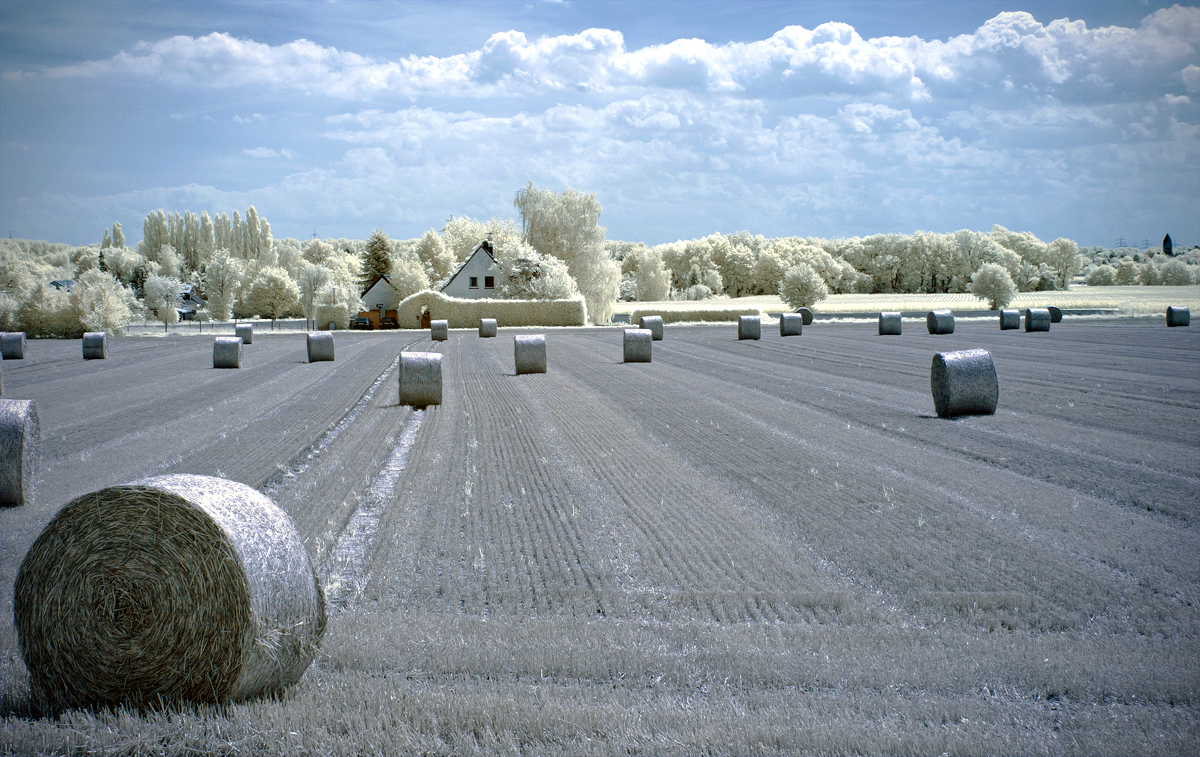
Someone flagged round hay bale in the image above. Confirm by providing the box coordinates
[479,318,497,338]
[514,334,547,375]
[81,332,108,360]
[796,307,814,326]
[431,319,449,342]
[930,348,998,418]
[926,310,955,335]
[1047,306,1063,324]
[1,399,39,508]
[1,332,27,360]
[1024,308,1051,332]
[307,331,335,362]
[738,315,761,340]
[1166,306,1190,327]
[878,312,902,336]
[999,309,1020,330]
[14,473,326,710]
[623,328,652,363]
[235,323,253,345]
[213,337,243,369]
[638,315,664,341]
[399,351,442,407]
[779,313,803,336]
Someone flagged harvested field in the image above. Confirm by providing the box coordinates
[1,320,1197,755]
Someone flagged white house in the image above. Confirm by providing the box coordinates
[440,241,498,299]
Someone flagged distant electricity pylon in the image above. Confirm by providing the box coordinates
[1115,237,1127,248]
[310,230,319,239]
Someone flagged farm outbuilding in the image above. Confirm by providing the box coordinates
[440,241,498,300]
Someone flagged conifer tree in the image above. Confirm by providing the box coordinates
[361,228,392,290]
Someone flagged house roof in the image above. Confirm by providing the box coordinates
[440,241,496,292]
[360,273,391,299]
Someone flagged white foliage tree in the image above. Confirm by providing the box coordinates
[202,250,245,320]
[72,268,134,335]
[389,252,431,301]
[632,248,671,301]
[245,266,300,321]
[968,262,1017,309]
[492,243,581,301]
[415,228,457,282]
[143,273,181,330]
[779,263,829,310]
[298,264,332,322]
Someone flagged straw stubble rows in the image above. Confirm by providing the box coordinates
[1,320,1197,755]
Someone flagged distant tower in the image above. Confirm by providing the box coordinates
[1163,234,1173,257]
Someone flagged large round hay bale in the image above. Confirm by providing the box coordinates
[431,319,449,341]
[878,312,902,336]
[1,332,27,360]
[514,334,547,375]
[796,307,814,326]
[999,309,1020,330]
[779,313,802,336]
[738,315,761,340]
[81,332,108,360]
[1,399,39,507]
[930,348,998,418]
[307,331,335,362]
[1024,308,1051,332]
[1166,306,1190,327]
[638,315,664,341]
[926,310,955,334]
[1047,306,1063,324]
[213,337,243,369]
[623,328,652,363]
[235,323,253,345]
[479,318,497,338]
[14,473,326,710]
[399,351,442,407]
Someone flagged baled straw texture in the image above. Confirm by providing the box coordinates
[430,319,449,341]
[1047,306,1063,324]
[930,348,998,418]
[926,310,955,334]
[14,473,326,711]
[82,332,108,360]
[1,398,39,507]
[797,307,814,326]
[623,329,652,363]
[307,332,335,362]
[1024,308,1051,332]
[399,351,443,408]
[1,332,27,360]
[514,334,547,375]
[779,313,802,336]
[738,315,761,340]
[1167,306,1190,327]
[999,309,1020,330]
[638,315,664,341]
[479,318,497,338]
[878,312,901,336]
[235,324,253,344]
[213,337,243,369]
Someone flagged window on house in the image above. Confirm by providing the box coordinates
[469,276,478,288]
[484,276,495,289]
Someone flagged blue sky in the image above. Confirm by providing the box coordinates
[2,0,1197,248]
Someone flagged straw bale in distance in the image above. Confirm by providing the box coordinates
[1,333,26,360]
[1047,306,1063,324]
[999,309,1020,330]
[797,307,814,326]
[1,398,39,507]
[82,332,107,360]
[307,332,335,362]
[14,473,327,710]
[431,319,449,341]
[930,348,998,418]
[1166,306,1190,327]
[878,312,901,336]
[779,313,802,336]
[514,334,547,374]
[213,337,243,369]
[623,328,652,363]
[1024,308,1051,332]
[926,310,955,334]
[479,318,497,338]
[235,324,253,344]
[399,351,442,407]
[638,315,664,340]
[738,315,761,340]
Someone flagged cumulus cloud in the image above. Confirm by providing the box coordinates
[242,147,297,159]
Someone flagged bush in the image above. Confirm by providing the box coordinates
[1158,259,1196,286]
[72,269,134,335]
[1115,259,1140,285]
[968,263,1017,310]
[1085,265,1117,286]
[779,263,829,310]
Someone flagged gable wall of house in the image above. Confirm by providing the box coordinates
[441,248,498,300]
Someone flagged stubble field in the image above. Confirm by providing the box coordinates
[1,317,1197,755]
